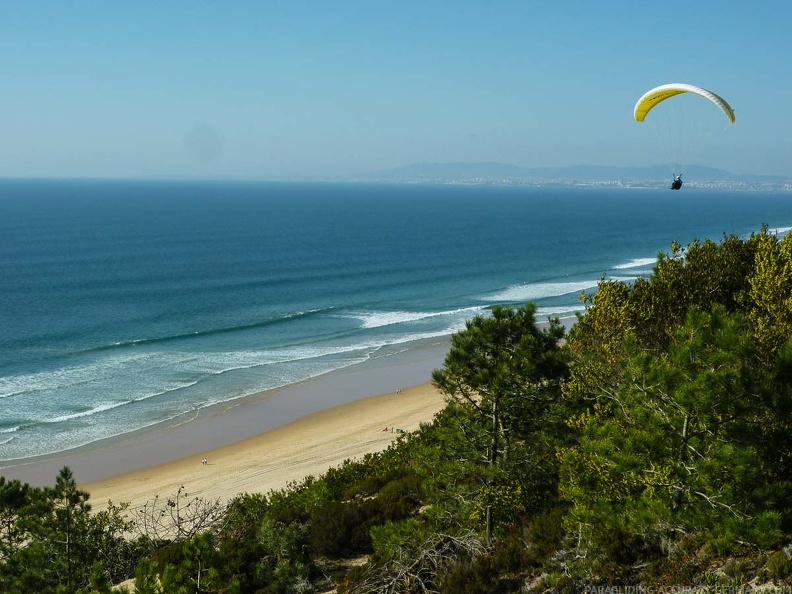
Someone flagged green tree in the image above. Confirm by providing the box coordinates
[0,478,31,564]
[86,501,138,587]
[565,233,760,407]
[0,467,112,593]
[0,481,51,593]
[133,558,162,594]
[433,304,568,465]
[48,467,94,591]
[561,305,788,569]
[747,230,792,358]
[89,560,131,594]
[628,235,758,353]
[432,303,568,540]
[563,278,634,425]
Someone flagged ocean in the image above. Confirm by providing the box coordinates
[1,179,791,463]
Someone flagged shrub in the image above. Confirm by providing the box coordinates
[767,549,792,582]
[437,552,499,594]
[525,506,567,567]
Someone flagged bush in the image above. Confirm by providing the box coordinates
[767,549,792,582]
[370,473,422,519]
[310,473,424,558]
[525,506,567,567]
[437,552,499,594]
[309,501,370,557]
[492,530,528,574]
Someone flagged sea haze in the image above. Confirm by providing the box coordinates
[1,179,791,461]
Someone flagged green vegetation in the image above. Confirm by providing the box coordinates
[3,228,792,592]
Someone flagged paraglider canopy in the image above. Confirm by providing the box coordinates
[634,83,736,124]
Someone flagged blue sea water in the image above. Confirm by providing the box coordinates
[1,179,791,462]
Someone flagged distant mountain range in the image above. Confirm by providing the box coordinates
[362,162,790,185]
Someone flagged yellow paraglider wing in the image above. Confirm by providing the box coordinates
[634,83,735,124]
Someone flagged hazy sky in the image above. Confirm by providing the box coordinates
[2,1,790,179]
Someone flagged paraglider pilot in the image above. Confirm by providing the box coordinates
[671,174,683,190]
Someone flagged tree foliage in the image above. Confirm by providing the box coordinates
[0,467,134,593]
[432,303,569,542]
[562,306,787,566]
[561,229,792,574]
[433,303,568,465]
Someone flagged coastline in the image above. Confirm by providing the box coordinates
[0,340,450,492]
[84,382,445,510]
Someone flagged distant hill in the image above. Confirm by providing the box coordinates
[365,162,790,185]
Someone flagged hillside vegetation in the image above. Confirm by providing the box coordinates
[3,228,792,593]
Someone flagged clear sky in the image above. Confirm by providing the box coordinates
[2,1,790,179]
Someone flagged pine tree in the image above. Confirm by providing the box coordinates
[432,303,569,540]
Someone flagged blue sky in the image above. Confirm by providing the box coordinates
[2,1,790,179]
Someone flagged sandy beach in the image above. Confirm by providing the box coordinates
[0,342,448,486]
[0,340,450,511]
[83,382,445,510]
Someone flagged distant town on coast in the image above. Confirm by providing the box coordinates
[342,161,792,191]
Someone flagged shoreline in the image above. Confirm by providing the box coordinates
[83,382,445,510]
[0,317,574,502]
[0,339,450,490]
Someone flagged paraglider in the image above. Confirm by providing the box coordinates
[634,83,735,189]
[634,83,736,125]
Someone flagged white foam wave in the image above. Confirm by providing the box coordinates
[0,351,171,400]
[45,401,127,424]
[134,381,201,402]
[535,305,585,318]
[612,257,657,270]
[770,226,792,237]
[349,307,483,329]
[203,329,461,381]
[484,281,597,303]
[0,408,189,462]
